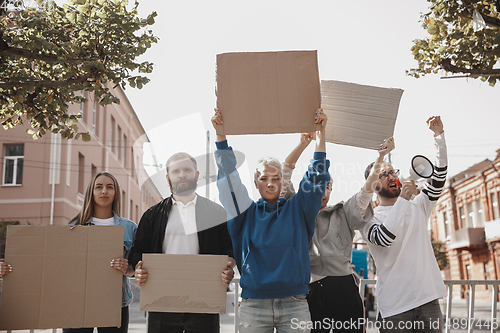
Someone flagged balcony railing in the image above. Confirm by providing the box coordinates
[360,279,500,333]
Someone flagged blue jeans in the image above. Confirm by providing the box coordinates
[378,299,443,333]
[238,295,311,333]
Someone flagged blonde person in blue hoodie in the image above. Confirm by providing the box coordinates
[212,108,330,333]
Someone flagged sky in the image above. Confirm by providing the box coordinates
[120,0,500,205]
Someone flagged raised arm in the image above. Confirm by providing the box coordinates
[283,133,312,170]
[212,109,253,227]
[212,108,226,143]
[416,116,447,214]
[355,137,395,222]
[280,133,312,198]
[362,137,395,193]
[427,115,444,138]
[315,108,327,153]
[291,109,330,234]
[281,108,325,198]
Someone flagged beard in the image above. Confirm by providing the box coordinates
[169,178,197,196]
[378,185,401,199]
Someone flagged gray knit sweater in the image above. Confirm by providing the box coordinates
[309,193,374,277]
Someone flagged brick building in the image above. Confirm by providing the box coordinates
[430,149,500,299]
[0,85,162,250]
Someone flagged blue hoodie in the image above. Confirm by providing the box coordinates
[215,140,330,299]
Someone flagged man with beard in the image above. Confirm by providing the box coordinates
[361,116,447,333]
[129,152,235,333]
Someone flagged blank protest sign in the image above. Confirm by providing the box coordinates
[140,254,228,314]
[321,80,403,150]
[0,225,123,330]
[215,50,321,135]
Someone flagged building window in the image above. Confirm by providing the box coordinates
[129,199,133,220]
[3,144,24,186]
[135,204,139,224]
[80,90,85,123]
[443,211,450,238]
[484,262,490,280]
[118,126,122,162]
[78,153,85,194]
[475,199,484,227]
[467,202,475,228]
[131,154,137,180]
[466,264,471,279]
[459,206,466,229]
[93,99,97,135]
[91,164,97,178]
[123,134,128,168]
[121,190,126,217]
[111,116,116,153]
[491,192,499,220]
[131,147,135,178]
[484,262,491,290]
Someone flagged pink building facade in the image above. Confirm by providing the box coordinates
[0,86,162,232]
[430,149,500,300]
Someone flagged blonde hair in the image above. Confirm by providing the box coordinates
[71,172,121,225]
[254,156,283,183]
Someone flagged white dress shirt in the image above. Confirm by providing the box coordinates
[162,195,200,255]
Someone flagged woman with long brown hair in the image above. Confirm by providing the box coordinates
[64,171,137,333]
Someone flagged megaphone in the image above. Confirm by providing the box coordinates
[396,155,434,188]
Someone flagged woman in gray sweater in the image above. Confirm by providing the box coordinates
[281,134,394,333]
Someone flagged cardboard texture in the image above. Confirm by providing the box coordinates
[321,80,404,150]
[215,50,322,135]
[140,254,228,314]
[0,225,124,330]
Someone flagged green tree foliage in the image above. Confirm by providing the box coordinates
[407,0,500,86]
[0,0,157,140]
[432,240,449,271]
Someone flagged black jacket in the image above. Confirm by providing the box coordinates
[129,195,233,268]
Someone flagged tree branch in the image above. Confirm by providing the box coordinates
[0,74,93,89]
[1,36,99,63]
[440,59,500,76]
[458,13,500,29]
[481,14,500,30]
[1,45,59,62]
[459,0,500,29]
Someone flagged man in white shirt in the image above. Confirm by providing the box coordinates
[130,152,235,333]
[361,116,447,333]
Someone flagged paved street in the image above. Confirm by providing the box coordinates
[122,283,500,333]
[2,283,500,333]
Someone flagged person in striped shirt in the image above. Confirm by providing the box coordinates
[361,116,447,333]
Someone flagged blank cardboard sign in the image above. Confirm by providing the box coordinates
[0,225,123,330]
[140,254,228,314]
[215,50,322,135]
[321,80,404,150]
